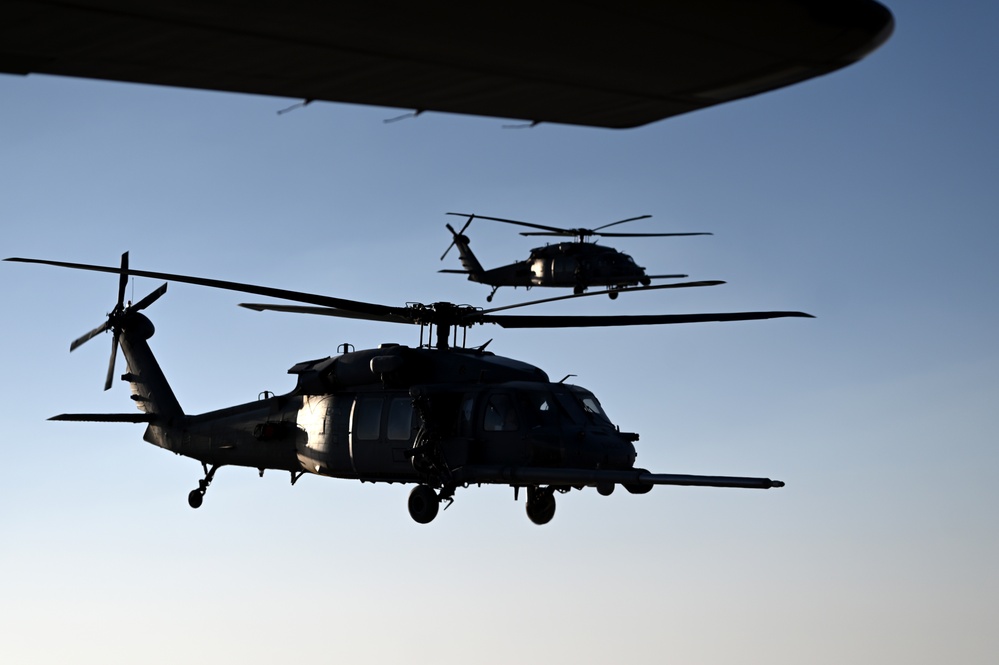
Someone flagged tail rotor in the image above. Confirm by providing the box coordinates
[69,252,168,390]
[441,214,474,261]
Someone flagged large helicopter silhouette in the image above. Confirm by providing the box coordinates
[440,212,712,302]
[7,252,808,525]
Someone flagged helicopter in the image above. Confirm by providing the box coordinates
[6,252,809,525]
[440,212,712,302]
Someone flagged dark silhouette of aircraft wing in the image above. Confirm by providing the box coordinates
[0,1,893,128]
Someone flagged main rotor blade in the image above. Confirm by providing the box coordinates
[239,303,414,325]
[481,311,814,329]
[592,214,652,231]
[242,281,725,322]
[480,280,726,315]
[70,321,110,352]
[448,212,568,235]
[519,231,711,238]
[6,257,399,319]
[594,231,713,238]
[9,256,812,338]
[243,303,813,332]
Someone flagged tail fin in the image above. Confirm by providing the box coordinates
[52,311,185,452]
[118,317,184,420]
[115,309,187,454]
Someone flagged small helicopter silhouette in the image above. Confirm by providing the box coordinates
[440,212,712,302]
[7,252,807,525]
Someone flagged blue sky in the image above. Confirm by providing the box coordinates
[2,2,997,663]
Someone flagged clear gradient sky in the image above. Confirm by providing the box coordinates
[2,3,997,664]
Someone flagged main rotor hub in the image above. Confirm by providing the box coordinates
[405,302,483,350]
[405,302,479,325]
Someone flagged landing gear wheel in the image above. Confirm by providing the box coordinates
[526,488,556,525]
[188,463,219,509]
[408,484,440,524]
[608,290,619,300]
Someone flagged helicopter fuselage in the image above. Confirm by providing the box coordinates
[525,242,649,289]
[474,243,649,290]
[142,342,639,490]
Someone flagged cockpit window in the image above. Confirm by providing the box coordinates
[568,387,613,426]
[518,389,562,428]
[483,393,519,432]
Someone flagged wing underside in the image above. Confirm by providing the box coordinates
[0,1,893,128]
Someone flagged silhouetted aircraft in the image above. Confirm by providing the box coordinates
[7,252,805,524]
[441,213,713,301]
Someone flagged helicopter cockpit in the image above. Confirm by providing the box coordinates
[566,386,615,427]
[460,382,637,470]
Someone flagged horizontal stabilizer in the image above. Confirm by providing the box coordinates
[438,269,470,274]
[49,413,157,423]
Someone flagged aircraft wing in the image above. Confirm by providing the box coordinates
[455,465,783,490]
[1,1,892,128]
